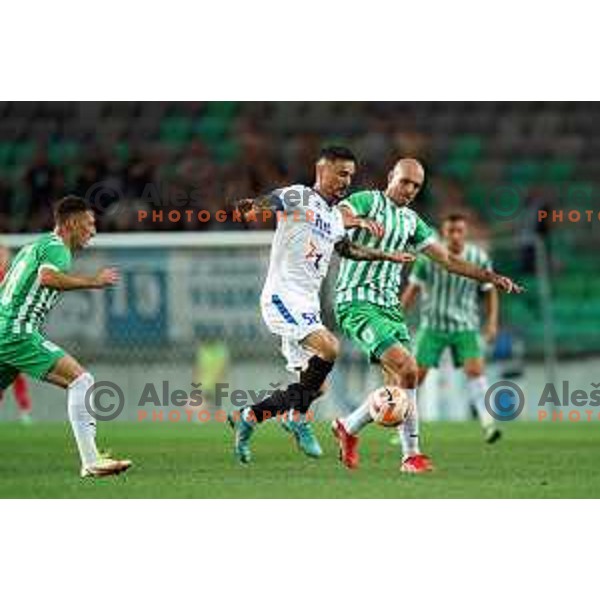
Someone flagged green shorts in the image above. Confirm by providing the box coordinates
[335,302,411,361]
[0,331,67,390]
[414,328,483,368]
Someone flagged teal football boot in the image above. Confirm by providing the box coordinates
[282,411,323,458]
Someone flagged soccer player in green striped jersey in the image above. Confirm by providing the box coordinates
[331,158,523,473]
[402,214,501,443]
[0,196,132,478]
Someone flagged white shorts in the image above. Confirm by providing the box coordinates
[261,292,325,372]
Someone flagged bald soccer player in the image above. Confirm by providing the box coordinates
[332,158,523,473]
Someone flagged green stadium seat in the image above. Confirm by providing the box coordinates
[115,141,130,162]
[212,140,239,164]
[449,135,483,161]
[48,141,79,165]
[507,161,541,185]
[543,160,574,183]
[160,117,193,143]
[194,117,230,145]
[0,142,14,166]
[12,141,35,167]
[440,159,473,181]
[203,101,239,120]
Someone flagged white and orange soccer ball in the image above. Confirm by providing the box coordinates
[368,386,413,427]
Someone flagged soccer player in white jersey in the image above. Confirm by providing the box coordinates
[402,213,502,443]
[232,147,416,464]
[331,159,523,473]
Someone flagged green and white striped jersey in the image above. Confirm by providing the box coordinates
[335,190,435,307]
[410,243,493,332]
[0,232,72,335]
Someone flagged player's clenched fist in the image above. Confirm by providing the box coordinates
[492,274,524,294]
[94,268,120,288]
[237,199,256,214]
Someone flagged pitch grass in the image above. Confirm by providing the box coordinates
[0,421,598,498]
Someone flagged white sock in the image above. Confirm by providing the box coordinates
[68,373,99,468]
[397,389,421,458]
[343,400,372,435]
[466,375,494,428]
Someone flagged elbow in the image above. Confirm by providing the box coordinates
[38,271,59,289]
[38,272,53,287]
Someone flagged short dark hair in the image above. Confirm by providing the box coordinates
[53,196,91,225]
[318,146,357,164]
[442,213,468,225]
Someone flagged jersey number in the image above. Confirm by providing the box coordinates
[301,312,320,326]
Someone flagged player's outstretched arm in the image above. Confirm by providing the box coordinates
[39,267,120,291]
[423,242,524,294]
[483,287,499,342]
[335,237,415,263]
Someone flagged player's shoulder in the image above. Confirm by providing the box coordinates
[466,242,490,263]
[275,183,312,198]
[350,189,380,200]
[402,205,428,223]
[339,189,381,211]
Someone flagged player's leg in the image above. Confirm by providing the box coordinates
[239,328,337,423]
[378,344,433,472]
[387,329,445,459]
[459,339,501,443]
[233,294,336,463]
[10,333,131,477]
[0,366,20,410]
[278,330,338,457]
[45,354,132,476]
[332,303,426,470]
[12,374,33,423]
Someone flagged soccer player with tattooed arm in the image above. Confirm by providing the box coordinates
[332,158,523,473]
[230,146,415,464]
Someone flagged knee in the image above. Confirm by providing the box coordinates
[382,348,418,387]
[464,362,484,379]
[69,371,95,391]
[417,366,429,385]
[318,333,340,363]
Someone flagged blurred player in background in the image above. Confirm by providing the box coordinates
[0,245,33,423]
[231,146,415,464]
[401,213,501,443]
[332,159,522,472]
[192,336,230,413]
[0,197,131,477]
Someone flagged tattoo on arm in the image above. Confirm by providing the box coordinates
[335,238,394,262]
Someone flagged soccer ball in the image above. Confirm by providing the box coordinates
[368,386,412,427]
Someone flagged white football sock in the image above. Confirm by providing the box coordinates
[466,375,494,428]
[398,389,421,458]
[68,373,99,468]
[343,400,372,435]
